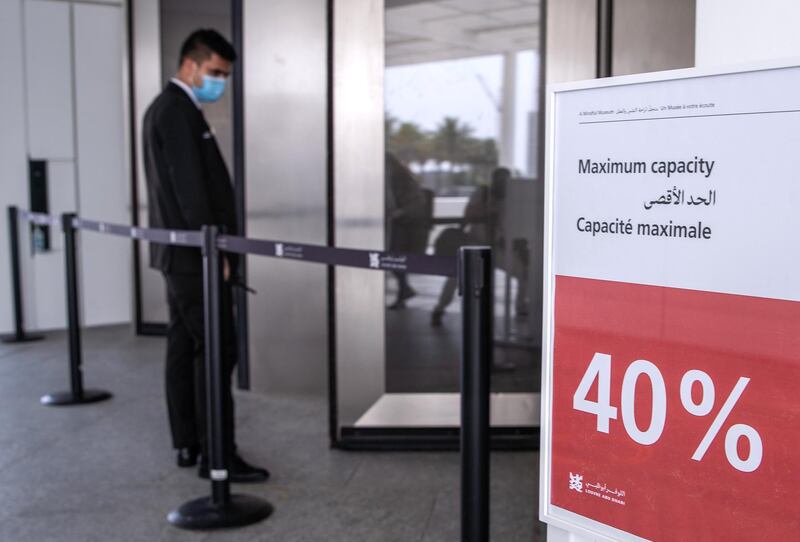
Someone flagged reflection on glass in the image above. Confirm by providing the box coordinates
[384,0,542,394]
[386,152,432,309]
[431,167,530,325]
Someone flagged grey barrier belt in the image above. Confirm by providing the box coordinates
[18,211,456,277]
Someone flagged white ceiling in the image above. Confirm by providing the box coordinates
[386,0,540,66]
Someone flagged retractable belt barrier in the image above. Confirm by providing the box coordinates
[6,206,489,539]
[216,234,456,276]
[17,209,61,227]
[72,217,204,247]
[60,213,456,275]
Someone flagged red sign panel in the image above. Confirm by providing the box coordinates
[550,275,800,541]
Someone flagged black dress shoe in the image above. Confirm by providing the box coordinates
[176,446,199,468]
[198,453,270,483]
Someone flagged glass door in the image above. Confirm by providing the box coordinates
[335,0,544,450]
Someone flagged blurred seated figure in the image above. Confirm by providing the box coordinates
[431,167,530,327]
[386,152,433,309]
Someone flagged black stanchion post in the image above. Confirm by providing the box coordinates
[40,213,112,406]
[168,225,273,530]
[1,206,43,343]
[459,246,492,542]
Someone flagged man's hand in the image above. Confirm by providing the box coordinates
[223,257,231,282]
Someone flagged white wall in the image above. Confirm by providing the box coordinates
[0,0,131,334]
[696,0,800,66]
[74,1,132,327]
[0,0,31,334]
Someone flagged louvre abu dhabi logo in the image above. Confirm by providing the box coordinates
[568,471,626,506]
[369,253,381,269]
[569,472,583,493]
[274,243,303,260]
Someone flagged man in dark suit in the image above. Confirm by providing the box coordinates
[143,29,268,483]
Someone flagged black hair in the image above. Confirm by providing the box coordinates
[179,29,237,66]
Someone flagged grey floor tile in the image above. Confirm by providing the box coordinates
[0,325,543,541]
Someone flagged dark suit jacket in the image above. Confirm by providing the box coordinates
[142,82,238,275]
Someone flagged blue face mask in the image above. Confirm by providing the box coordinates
[192,75,226,103]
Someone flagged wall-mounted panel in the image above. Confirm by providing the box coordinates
[244,0,328,394]
[545,0,596,84]
[20,0,77,331]
[334,0,386,426]
[73,2,131,326]
[612,0,695,76]
[24,0,75,160]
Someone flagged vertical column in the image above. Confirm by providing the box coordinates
[596,0,614,77]
[231,0,250,390]
[1,207,43,343]
[40,213,111,406]
[460,246,492,542]
[332,0,385,430]
[168,226,272,530]
[499,51,517,168]
[244,0,329,395]
[63,213,83,399]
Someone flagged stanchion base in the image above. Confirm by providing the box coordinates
[168,494,273,530]
[1,333,44,344]
[40,389,112,406]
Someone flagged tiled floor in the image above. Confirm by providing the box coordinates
[0,325,545,541]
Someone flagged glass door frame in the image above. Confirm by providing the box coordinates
[328,0,545,451]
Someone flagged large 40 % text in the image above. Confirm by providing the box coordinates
[573,353,762,473]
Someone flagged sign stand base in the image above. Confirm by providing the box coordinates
[167,494,273,530]
[1,333,44,344]
[40,389,112,406]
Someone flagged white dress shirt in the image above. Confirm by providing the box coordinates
[170,77,201,109]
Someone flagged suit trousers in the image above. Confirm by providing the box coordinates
[163,273,236,456]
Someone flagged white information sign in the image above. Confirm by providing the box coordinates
[540,61,800,541]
